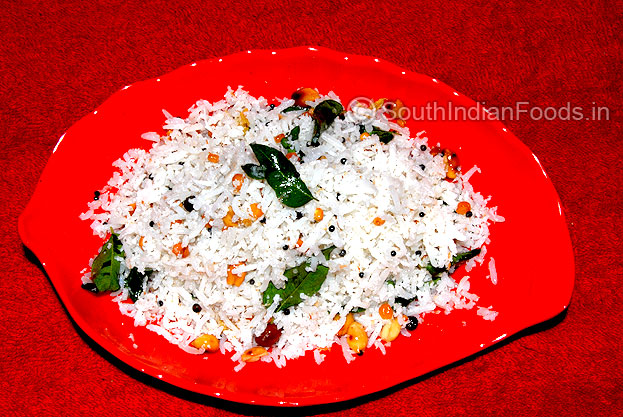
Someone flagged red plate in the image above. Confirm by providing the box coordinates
[18,47,574,406]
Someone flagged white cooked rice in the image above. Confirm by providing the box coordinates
[80,87,503,368]
[488,257,498,285]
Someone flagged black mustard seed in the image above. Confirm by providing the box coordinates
[183,196,194,212]
[406,316,419,331]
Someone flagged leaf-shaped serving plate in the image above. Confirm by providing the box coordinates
[18,47,574,406]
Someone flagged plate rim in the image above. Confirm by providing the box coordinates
[18,45,575,406]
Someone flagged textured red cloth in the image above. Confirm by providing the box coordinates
[2,1,620,415]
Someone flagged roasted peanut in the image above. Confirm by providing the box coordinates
[346,321,368,353]
[314,207,324,222]
[292,87,320,106]
[372,98,386,110]
[191,334,219,353]
[380,318,401,342]
[443,149,460,180]
[238,109,250,131]
[241,346,268,363]
[336,313,354,337]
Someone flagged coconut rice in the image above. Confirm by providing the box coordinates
[80,87,504,369]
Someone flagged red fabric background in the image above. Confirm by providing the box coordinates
[1,1,621,415]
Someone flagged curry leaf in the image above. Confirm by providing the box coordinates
[250,143,298,177]
[91,233,124,292]
[425,263,447,277]
[126,267,152,302]
[262,246,335,312]
[281,125,300,153]
[314,100,344,125]
[242,163,266,180]
[452,248,481,264]
[310,99,344,146]
[425,248,483,278]
[266,171,314,208]
[320,245,335,261]
[244,143,314,208]
[311,120,321,146]
[371,127,395,144]
[282,105,309,113]
[395,297,415,307]
[288,125,300,141]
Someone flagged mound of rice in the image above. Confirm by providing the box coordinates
[80,87,504,370]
